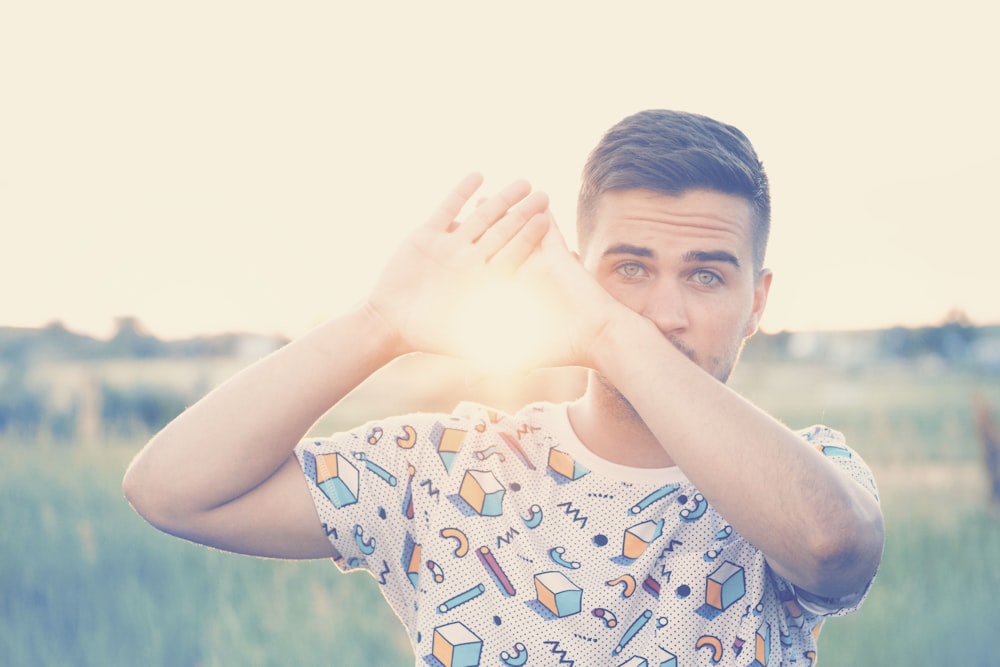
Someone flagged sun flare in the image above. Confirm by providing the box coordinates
[453,278,557,375]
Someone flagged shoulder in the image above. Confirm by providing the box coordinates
[796,424,879,500]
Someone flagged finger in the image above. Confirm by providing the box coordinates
[426,173,484,231]
[475,190,549,259]
[539,215,572,253]
[487,211,551,275]
[446,196,488,232]
[453,179,532,242]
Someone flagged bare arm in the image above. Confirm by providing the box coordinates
[594,313,884,599]
[122,175,552,558]
[516,223,884,600]
[122,307,401,558]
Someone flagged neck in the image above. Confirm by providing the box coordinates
[568,372,675,469]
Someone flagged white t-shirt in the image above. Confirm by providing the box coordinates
[295,402,878,667]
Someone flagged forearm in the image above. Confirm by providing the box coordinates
[595,314,884,597]
[123,303,403,526]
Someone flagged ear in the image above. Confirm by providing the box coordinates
[744,269,773,337]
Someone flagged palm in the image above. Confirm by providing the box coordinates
[509,224,626,370]
[366,175,551,358]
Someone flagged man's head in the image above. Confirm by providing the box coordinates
[577,109,771,273]
[576,110,773,387]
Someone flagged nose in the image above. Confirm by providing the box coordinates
[639,279,689,334]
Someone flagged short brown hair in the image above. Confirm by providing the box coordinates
[578,110,771,271]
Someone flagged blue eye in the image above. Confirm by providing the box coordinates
[692,270,722,286]
[616,262,648,279]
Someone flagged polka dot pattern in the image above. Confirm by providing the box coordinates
[295,402,878,666]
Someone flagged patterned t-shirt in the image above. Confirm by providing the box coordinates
[294,402,878,667]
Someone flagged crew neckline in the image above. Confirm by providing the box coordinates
[539,402,688,486]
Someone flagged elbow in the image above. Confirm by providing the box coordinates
[121,459,147,516]
[122,454,162,529]
[121,443,184,536]
[802,497,885,598]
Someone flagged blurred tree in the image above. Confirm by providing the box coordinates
[100,384,187,438]
[107,317,165,358]
[880,309,979,363]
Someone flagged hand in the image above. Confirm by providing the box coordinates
[507,220,633,369]
[450,209,637,373]
[365,174,551,358]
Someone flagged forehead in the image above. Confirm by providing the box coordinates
[583,189,754,261]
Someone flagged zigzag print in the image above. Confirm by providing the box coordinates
[556,501,589,528]
[418,478,441,502]
[496,527,521,548]
[515,423,541,439]
[543,640,575,665]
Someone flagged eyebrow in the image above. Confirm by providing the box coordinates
[683,250,741,270]
[602,243,655,259]
[602,244,741,270]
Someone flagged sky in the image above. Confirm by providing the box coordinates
[3,2,998,340]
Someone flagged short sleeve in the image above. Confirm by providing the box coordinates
[294,421,399,574]
[799,425,879,502]
[791,425,881,616]
[292,409,482,630]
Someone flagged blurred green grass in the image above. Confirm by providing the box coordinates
[820,487,1000,666]
[2,360,999,666]
[0,444,412,666]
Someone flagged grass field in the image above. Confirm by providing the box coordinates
[2,359,999,666]
[0,443,412,666]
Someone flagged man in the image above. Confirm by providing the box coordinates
[124,110,884,666]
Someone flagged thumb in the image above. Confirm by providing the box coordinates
[540,213,571,253]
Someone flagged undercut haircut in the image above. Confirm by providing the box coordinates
[578,110,771,272]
